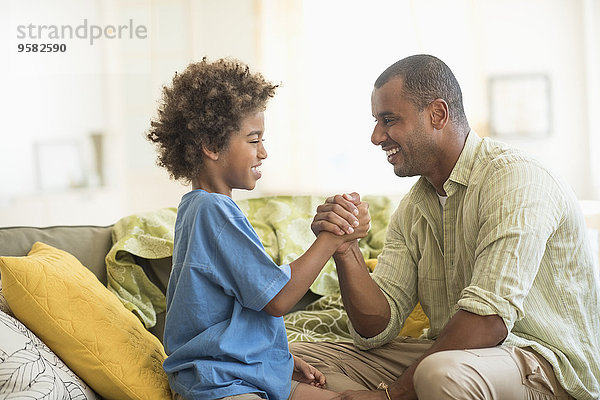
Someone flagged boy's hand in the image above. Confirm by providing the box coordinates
[292,355,327,388]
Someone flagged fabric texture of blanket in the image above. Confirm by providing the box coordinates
[105,207,176,328]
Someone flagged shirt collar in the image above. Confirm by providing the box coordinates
[444,130,482,191]
[410,130,482,202]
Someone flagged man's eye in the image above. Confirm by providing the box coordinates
[374,117,394,125]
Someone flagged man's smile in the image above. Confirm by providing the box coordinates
[385,146,401,162]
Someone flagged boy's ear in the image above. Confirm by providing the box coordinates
[202,145,219,161]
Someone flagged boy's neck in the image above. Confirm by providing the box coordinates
[191,177,232,198]
[191,184,232,198]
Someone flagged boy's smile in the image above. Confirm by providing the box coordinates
[251,163,262,180]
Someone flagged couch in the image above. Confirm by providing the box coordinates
[0,225,172,400]
[0,195,598,400]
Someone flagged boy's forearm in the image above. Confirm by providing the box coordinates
[263,233,344,316]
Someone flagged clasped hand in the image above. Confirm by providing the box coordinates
[312,192,370,252]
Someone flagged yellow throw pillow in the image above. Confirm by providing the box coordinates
[365,259,430,338]
[365,258,378,272]
[0,242,171,400]
[398,303,429,338]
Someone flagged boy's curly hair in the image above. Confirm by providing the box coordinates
[147,57,278,183]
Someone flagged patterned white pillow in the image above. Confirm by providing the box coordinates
[0,310,99,399]
[0,280,12,316]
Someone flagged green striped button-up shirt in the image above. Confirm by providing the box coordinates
[351,131,600,399]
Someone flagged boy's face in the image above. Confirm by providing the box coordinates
[216,111,267,194]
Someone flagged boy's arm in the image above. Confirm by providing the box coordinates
[263,202,369,317]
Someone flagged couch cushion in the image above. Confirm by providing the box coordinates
[0,225,113,284]
[0,242,171,400]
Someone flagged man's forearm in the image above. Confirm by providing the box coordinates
[334,242,391,338]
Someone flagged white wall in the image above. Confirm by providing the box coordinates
[1,0,599,227]
[1,0,123,225]
[476,0,592,198]
[258,0,598,199]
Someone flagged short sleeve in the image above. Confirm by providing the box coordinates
[212,215,291,311]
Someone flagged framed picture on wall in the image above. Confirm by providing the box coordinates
[488,74,551,139]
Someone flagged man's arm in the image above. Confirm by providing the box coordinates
[333,242,391,338]
[311,193,391,338]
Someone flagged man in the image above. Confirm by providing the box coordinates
[291,55,600,399]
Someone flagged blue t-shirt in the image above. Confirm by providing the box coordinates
[163,190,293,400]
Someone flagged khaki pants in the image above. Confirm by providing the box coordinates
[290,337,573,399]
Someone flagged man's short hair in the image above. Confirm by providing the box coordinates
[375,55,469,131]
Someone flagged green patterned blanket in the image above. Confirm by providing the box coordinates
[237,195,395,295]
[284,293,352,342]
[106,208,177,328]
[106,195,397,335]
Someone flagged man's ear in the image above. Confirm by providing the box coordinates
[202,145,219,161]
[429,99,449,129]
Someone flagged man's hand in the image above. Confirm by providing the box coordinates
[292,355,326,388]
[312,192,370,253]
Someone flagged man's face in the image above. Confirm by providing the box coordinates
[371,78,437,178]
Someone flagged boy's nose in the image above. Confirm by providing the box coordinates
[258,142,267,159]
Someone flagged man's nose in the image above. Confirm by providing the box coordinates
[371,123,387,146]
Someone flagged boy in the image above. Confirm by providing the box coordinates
[147,58,369,400]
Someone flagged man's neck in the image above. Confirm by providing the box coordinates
[426,129,470,195]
